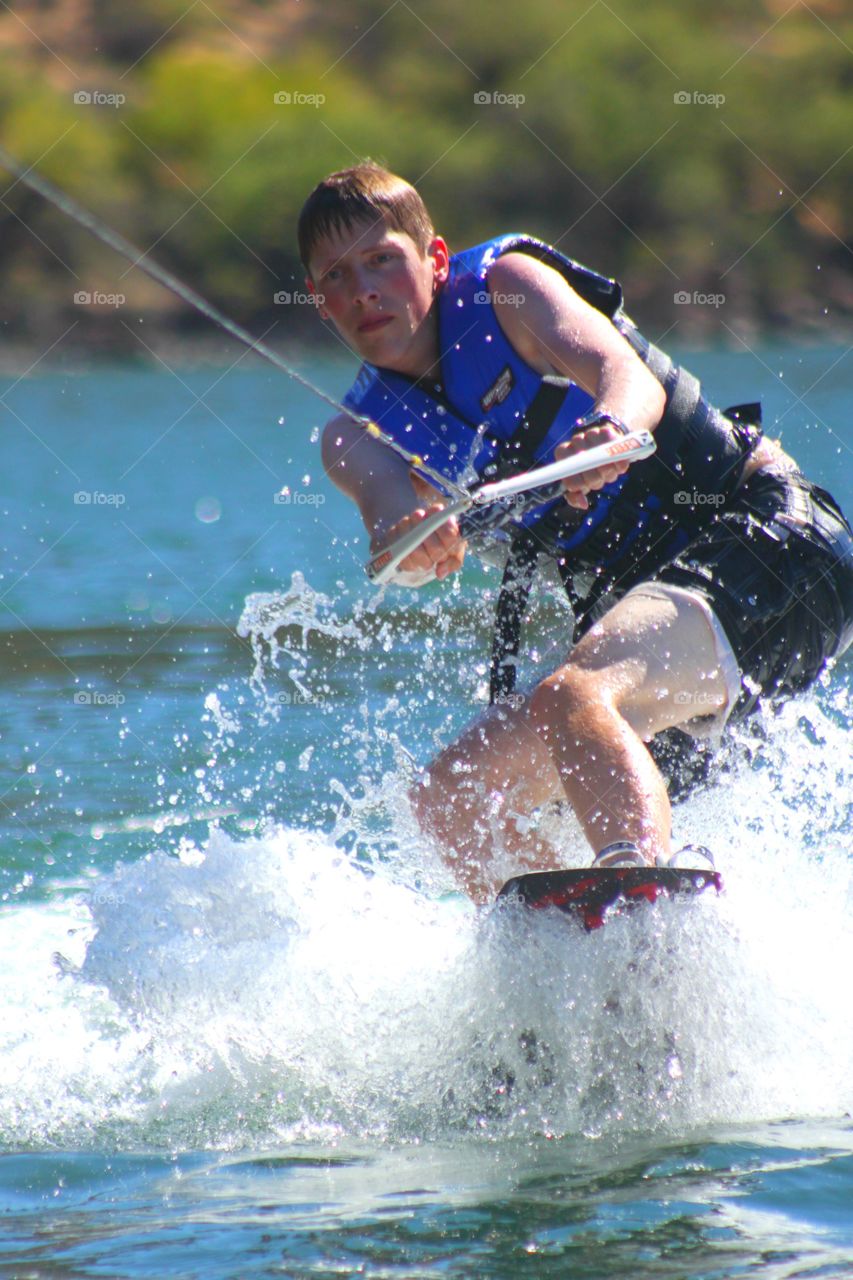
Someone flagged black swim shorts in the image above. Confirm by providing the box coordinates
[653,465,853,720]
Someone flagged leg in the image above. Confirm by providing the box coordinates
[412,696,568,902]
[527,588,731,867]
[414,588,732,901]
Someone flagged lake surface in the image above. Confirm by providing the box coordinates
[1,345,852,1278]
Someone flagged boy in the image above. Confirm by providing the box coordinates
[299,161,853,903]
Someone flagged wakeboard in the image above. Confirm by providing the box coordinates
[496,866,722,932]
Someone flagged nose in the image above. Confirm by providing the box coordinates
[351,267,380,306]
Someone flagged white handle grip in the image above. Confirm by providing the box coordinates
[365,430,655,584]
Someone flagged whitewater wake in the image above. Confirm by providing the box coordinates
[1,577,851,1152]
[1,689,851,1151]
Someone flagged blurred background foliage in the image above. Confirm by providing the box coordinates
[0,0,850,357]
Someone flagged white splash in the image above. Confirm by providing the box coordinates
[1,685,851,1150]
[237,572,362,709]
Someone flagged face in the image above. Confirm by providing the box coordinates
[306,218,449,378]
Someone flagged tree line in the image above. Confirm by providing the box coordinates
[0,0,850,357]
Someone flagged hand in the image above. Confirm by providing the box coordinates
[376,503,467,585]
[555,423,633,511]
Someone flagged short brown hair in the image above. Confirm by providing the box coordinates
[298,161,434,271]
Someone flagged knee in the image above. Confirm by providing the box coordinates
[409,750,476,833]
[528,663,607,737]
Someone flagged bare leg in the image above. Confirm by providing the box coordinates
[413,589,732,901]
[412,697,568,902]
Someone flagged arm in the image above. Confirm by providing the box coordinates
[488,252,666,508]
[321,414,466,584]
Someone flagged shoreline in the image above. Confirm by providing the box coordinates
[1,319,851,376]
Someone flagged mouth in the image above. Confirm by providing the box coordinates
[357,315,394,334]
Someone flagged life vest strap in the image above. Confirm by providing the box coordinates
[489,535,540,704]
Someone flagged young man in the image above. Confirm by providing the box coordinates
[299,162,853,903]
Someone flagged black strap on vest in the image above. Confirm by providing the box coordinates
[489,534,540,703]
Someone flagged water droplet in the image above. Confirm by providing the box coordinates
[195,496,221,523]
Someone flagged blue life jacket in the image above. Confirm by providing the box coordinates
[343,234,761,583]
[343,235,762,698]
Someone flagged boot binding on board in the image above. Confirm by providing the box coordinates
[656,844,716,873]
[591,841,648,869]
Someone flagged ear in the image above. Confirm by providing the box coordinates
[428,236,450,288]
[305,276,328,320]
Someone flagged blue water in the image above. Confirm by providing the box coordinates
[1,346,852,1278]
